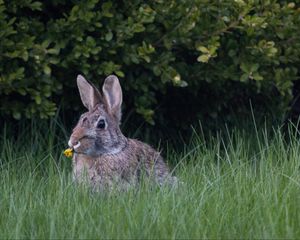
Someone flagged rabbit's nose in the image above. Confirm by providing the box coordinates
[68,140,76,147]
[68,140,81,149]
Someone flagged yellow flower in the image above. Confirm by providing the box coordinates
[64,148,73,158]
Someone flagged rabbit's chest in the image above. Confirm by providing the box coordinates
[72,153,138,187]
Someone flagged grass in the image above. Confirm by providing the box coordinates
[0,120,300,238]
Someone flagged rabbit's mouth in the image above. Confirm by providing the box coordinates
[73,141,81,149]
[68,139,81,149]
[69,136,96,153]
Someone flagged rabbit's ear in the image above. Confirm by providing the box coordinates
[77,75,101,110]
[102,75,122,121]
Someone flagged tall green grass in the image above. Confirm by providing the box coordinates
[0,120,300,238]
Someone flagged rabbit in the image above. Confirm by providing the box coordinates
[67,75,177,190]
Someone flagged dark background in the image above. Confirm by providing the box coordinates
[0,0,300,142]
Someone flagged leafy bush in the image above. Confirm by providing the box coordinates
[0,0,299,125]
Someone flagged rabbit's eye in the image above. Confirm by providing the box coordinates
[97,119,106,129]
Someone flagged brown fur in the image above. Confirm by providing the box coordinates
[72,138,173,190]
[68,75,177,190]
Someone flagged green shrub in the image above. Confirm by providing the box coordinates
[0,0,299,125]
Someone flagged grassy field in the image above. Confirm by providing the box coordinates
[0,120,300,238]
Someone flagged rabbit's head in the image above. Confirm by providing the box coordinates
[68,75,127,156]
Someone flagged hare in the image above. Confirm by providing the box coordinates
[67,75,177,190]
